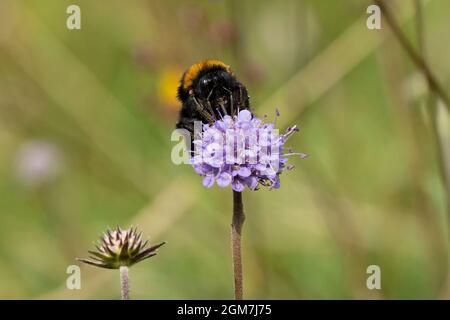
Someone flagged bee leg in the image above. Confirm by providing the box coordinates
[220,104,228,116]
[206,89,216,118]
[192,96,214,124]
[236,83,250,110]
[222,86,234,116]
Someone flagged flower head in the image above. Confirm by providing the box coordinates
[77,227,165,269]
[191,109,306,192]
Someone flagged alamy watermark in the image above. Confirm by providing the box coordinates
[366,265,381,290]
[66,265,81,290]
[366,4,381,30]
[66,5,81,30]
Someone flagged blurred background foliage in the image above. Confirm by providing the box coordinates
[0,0,450,299]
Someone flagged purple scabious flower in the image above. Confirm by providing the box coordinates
[191,109,306,192]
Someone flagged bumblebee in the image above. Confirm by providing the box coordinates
[176,59,250,138]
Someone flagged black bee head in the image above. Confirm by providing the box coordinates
[194,69,235,102]
[176,59,250,136]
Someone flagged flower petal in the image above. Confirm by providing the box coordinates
[217,172,232,187]
[203,175,215,188]
[237,167,251,178]
[232,179,245,192]
[238,110,252,122]
[245,176,259,190]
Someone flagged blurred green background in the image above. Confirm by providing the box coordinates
[1,0,450,299]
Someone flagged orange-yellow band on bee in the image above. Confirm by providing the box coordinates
[182,59,232,90]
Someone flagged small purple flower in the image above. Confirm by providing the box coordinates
[191,109,306,192]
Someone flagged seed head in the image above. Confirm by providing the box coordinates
[77,227,165,269]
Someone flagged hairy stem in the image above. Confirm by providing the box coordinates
[120,266,130,300]
[231,191,246,300]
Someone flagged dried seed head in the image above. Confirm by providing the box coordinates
[77,227,165,269]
